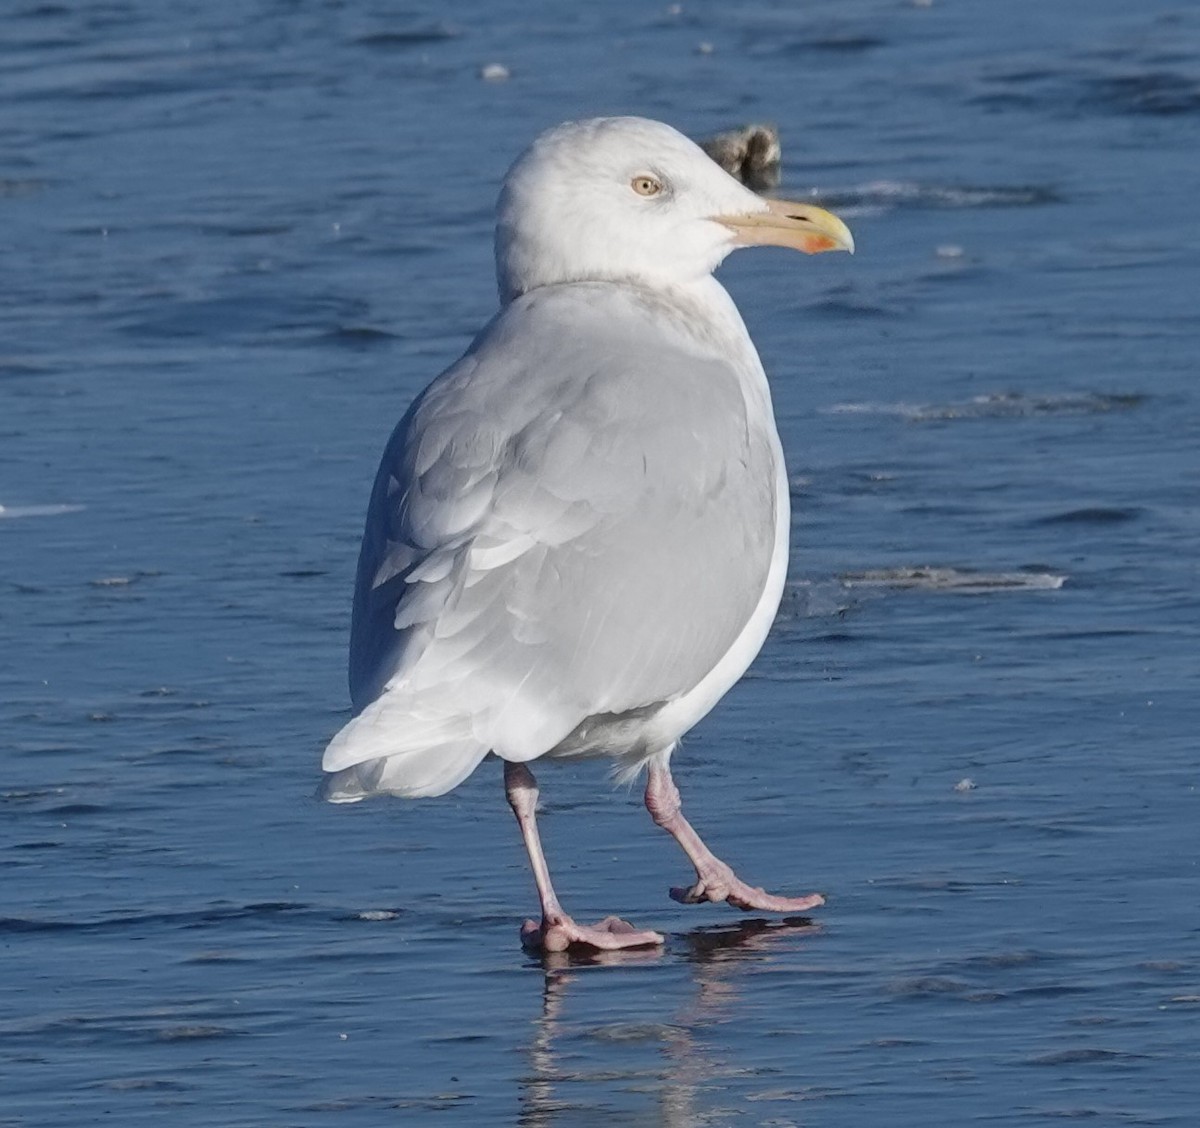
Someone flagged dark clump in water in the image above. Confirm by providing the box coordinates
[700,123,782,190]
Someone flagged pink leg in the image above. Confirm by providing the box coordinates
[504,761,664,953]
[644,758,825,913]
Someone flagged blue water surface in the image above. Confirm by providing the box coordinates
[2,1,1198,1125]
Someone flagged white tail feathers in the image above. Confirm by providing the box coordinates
[321,693,491,800]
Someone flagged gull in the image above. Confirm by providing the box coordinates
[322,117,853,953]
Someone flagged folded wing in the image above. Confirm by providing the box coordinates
[323,285,777,799]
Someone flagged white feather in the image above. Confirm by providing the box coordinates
[323,117,794,800]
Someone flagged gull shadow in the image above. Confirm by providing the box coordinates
[517,915,821,1126]
[523,914,822,972]
[676,914,822,962]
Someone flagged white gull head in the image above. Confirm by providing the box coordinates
[495,116,853,305]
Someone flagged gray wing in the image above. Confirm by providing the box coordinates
[337,284,778,768]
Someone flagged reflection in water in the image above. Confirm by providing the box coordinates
[518,918,820,1126]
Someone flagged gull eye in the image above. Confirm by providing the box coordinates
[631,175,663,198]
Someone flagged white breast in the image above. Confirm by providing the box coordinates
[630,276,790,760]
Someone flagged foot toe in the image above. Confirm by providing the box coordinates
[669,883,712,905]
[670,876,825,914]
[726,888,825,913]
[520,914,664,953]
